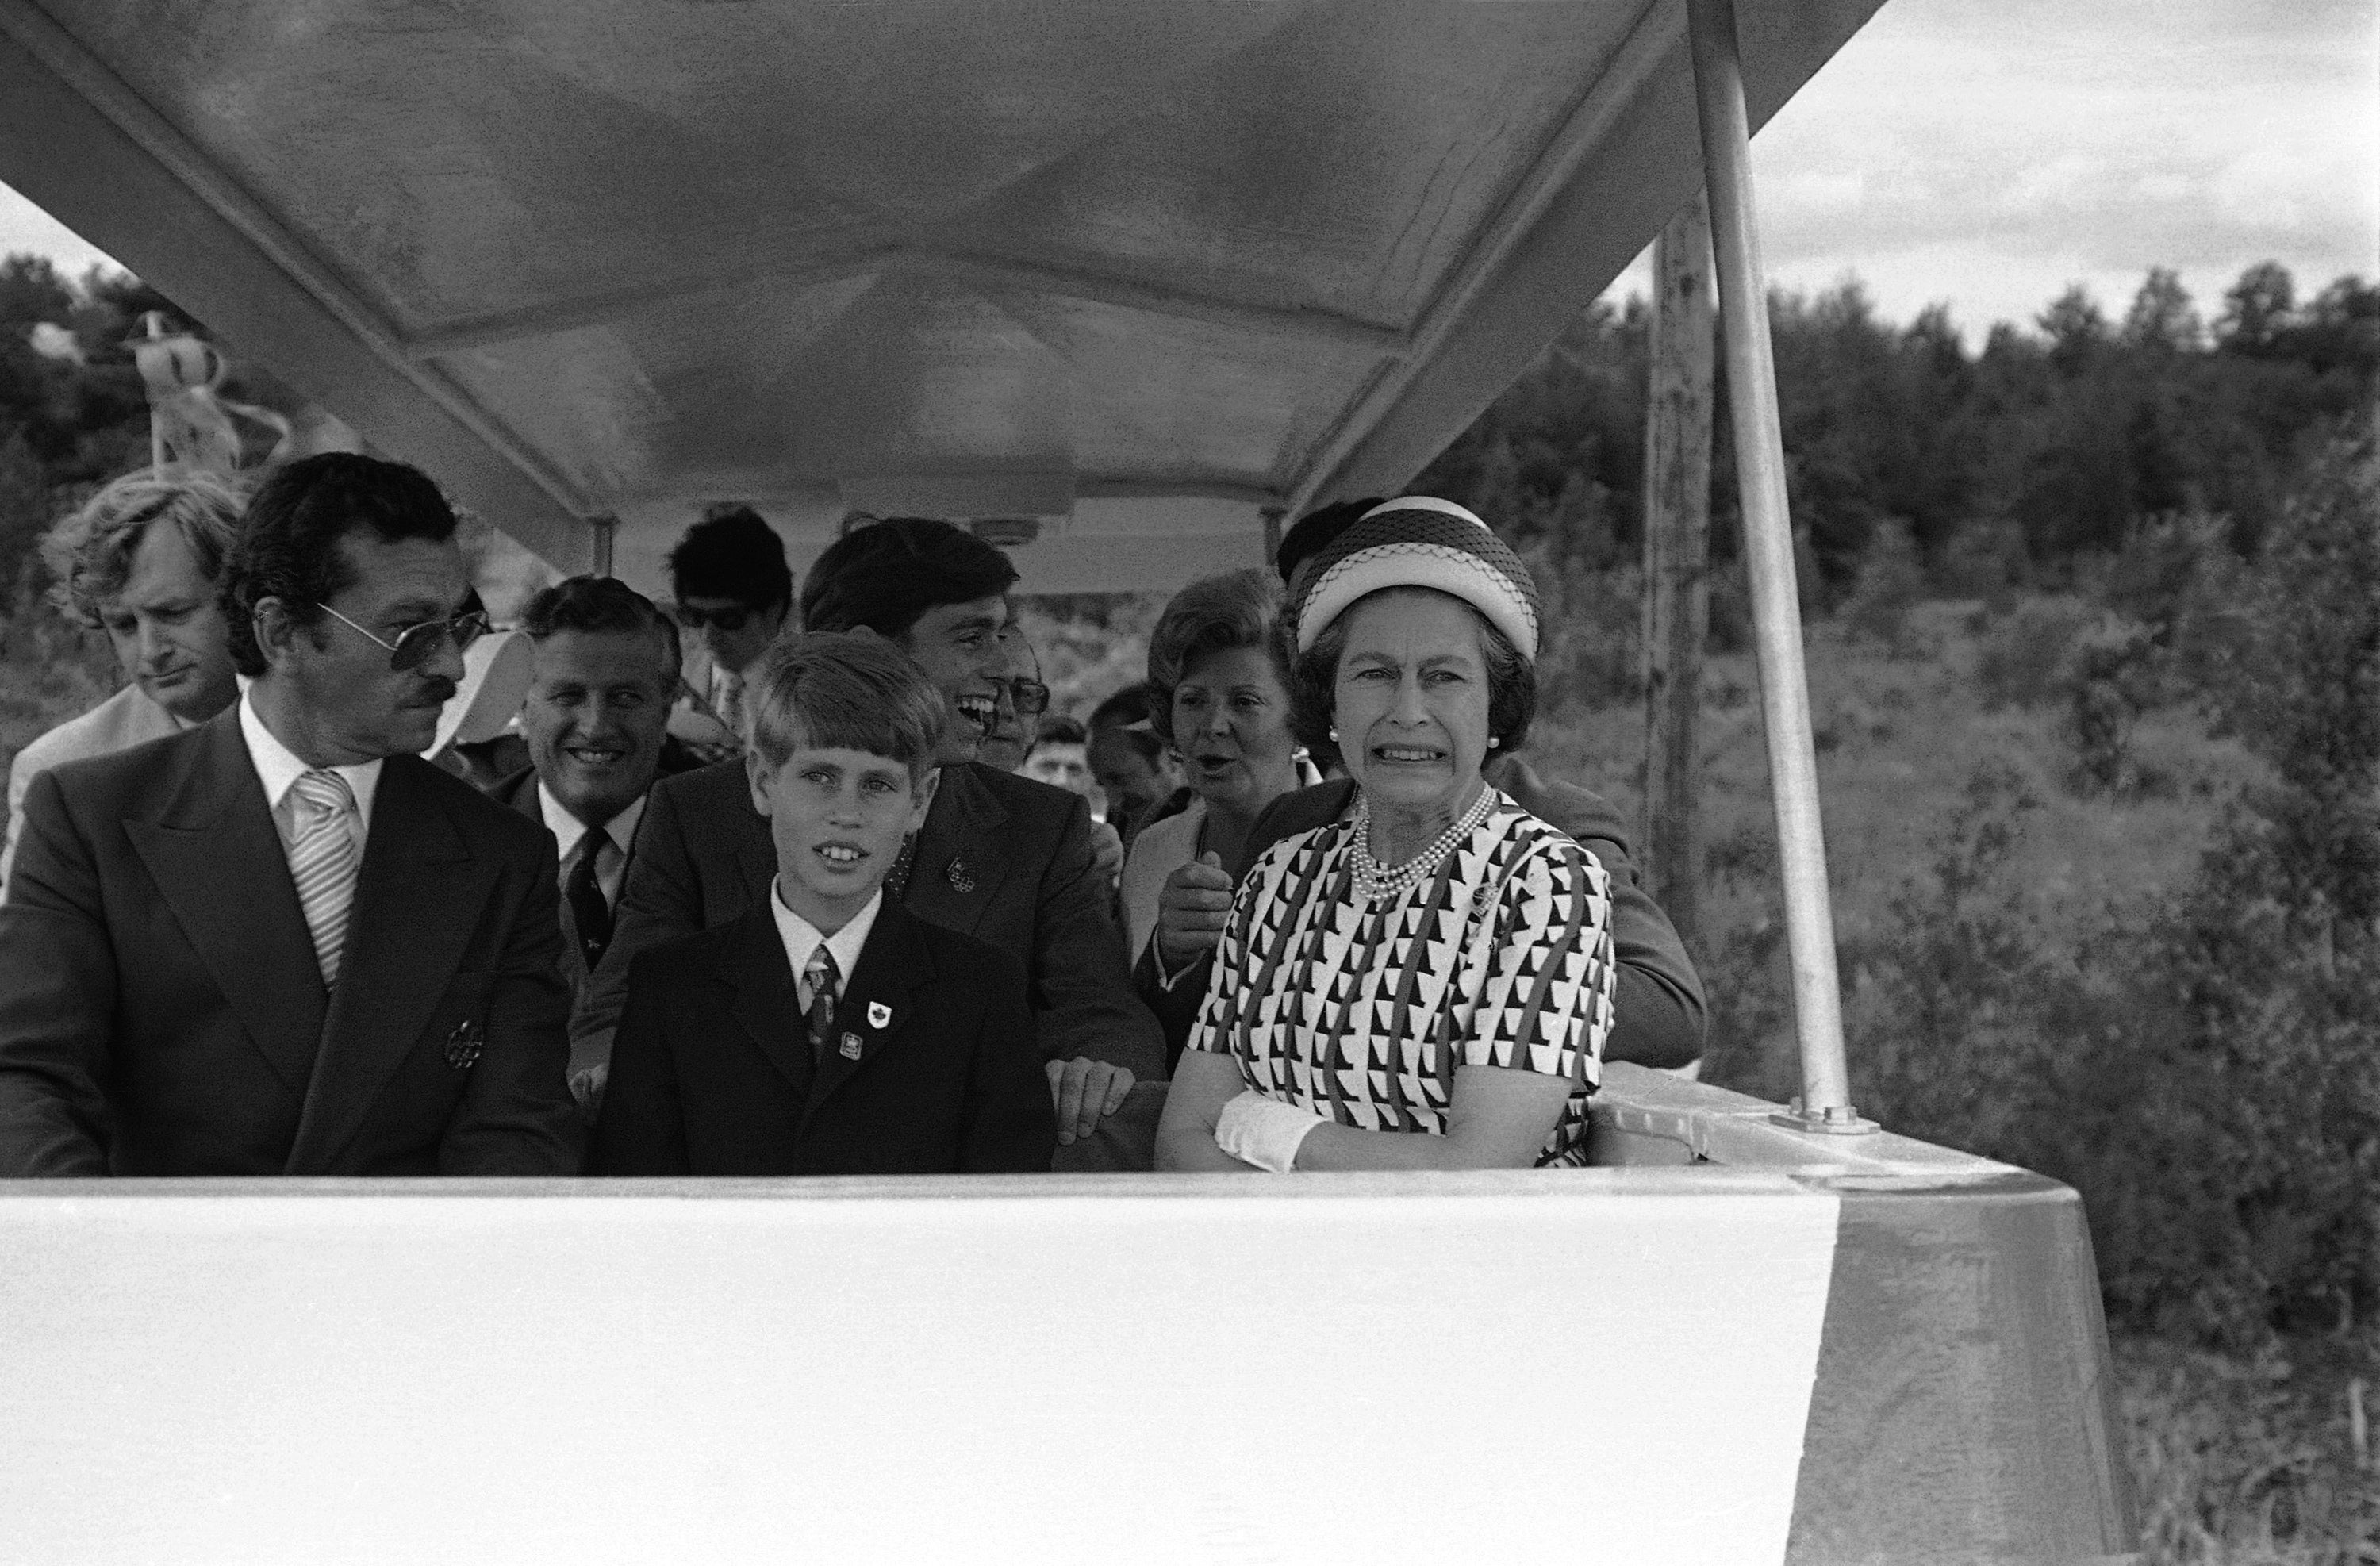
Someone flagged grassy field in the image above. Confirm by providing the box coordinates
[6,584,2374,1561]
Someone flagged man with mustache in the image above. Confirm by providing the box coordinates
[2,470,245,896]
[575,516,1164,1160]
[0,454,582,1176]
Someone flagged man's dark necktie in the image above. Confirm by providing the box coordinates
[566,827,615,969]
[802,944,840,1065]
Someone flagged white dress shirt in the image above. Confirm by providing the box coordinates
[239,692,381,857]
[537,785,646,910]
[769,880,882,1011]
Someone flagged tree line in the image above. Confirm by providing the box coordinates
[1416,261,2379,593]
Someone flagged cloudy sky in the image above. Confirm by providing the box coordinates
[2,0,2372,344]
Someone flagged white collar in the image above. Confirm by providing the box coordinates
[536,782,646,862]
[769,878,883,994]
[238,690,382,827]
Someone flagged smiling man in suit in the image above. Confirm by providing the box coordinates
[0,454,582,1176]
[591,633,1052,1174]
[575,516,1163,1159]
[491,575,692,1015]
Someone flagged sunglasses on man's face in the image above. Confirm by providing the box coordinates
[673,603,754,632]
[1011,679,1052,717]
[315,602,492,672]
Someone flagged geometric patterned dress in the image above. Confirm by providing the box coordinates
[1186,790,1617,1165]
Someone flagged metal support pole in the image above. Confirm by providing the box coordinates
[587,513,617,578]
[1684,0,1872,1133]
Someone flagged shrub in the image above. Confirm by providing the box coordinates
[2060,614,2165,796]
[1975,594,2096,709]
[1838,519,1930,655]
[1826,435,2380,1348]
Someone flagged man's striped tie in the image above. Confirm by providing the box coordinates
[289,769,359,987]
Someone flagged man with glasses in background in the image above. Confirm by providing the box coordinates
[663,504,791,762]
[981,643,1124,885]
[0,454,582,1176]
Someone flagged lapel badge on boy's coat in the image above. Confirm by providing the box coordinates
[444,1019,486,1069]
[867,1000,892,1030]
[944,857,976,895]
[840,1031,864,1061]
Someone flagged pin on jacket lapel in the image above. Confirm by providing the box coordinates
[284,758,487,1173]
[796,900,938,1134]
[899,765,1012,937]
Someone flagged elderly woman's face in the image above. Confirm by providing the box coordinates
[1333,589,1492,820]
[1172,643,1299,816]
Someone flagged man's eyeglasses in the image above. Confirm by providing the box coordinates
[315,602,491,671]
[1011,679,1051,717]
[673,603,754,632]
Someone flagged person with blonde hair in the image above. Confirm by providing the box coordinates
[3,468,247,893]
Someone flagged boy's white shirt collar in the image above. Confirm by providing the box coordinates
[770,879,883,1004]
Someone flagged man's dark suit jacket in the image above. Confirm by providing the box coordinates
[1135,756,1709,1071]
[0,710,582,1176]
[489,765,662,1008]
[589,897,1054,1175]
[574,759,1163,1082]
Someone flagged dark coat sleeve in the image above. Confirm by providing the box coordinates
[439,822,584,1175]
[959,948,1060,1173]
[1026,789,1165,1080]
[0,770,115,1174]
[585,945,690,1175]
[1489,761,1707,1069]
[570,773,707,1077]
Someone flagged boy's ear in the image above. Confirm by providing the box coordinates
[744,748,776,819]
[909,765,941,828]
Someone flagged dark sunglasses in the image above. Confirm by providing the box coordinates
[316,603,491,671]
[673,603,755,632]
[1011,678,1051,717]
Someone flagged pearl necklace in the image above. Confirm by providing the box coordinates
[1350,786,1495,902]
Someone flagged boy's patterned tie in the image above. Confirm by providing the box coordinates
[802,944,839,1065]
[288,769,359,986]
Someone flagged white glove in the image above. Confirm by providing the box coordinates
[1214,1089,1326,1173]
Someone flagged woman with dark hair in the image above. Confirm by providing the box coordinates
[1120,569,1315,982]
[1155,499,1614,1172]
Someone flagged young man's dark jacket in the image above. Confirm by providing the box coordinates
[1135,756,1708,1073]
[574,759,1164,1084]
[589,896,1054,1175]
[0,712,582,1176]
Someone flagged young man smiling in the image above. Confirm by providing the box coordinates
[590,634,1051,1175]
[576,516,1163,1162]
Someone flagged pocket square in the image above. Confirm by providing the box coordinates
[444,1020,486,1070]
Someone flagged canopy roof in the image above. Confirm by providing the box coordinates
[0,0,1881,593]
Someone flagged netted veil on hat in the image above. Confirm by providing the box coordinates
[1289,497,1541,661]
